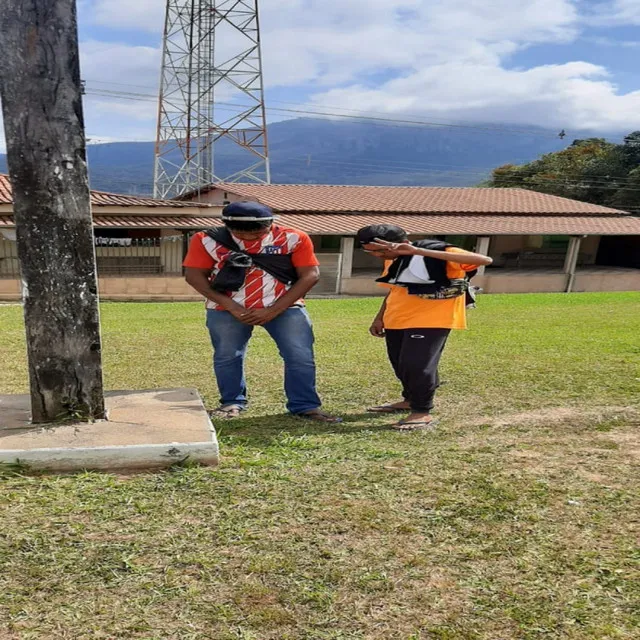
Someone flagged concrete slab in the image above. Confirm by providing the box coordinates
[0,388,219,472]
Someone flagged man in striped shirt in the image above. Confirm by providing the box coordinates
[184,201,341,423]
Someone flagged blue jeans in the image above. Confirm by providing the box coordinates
[206,307,321,415]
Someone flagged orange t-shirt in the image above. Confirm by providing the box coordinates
[379,248,478,330]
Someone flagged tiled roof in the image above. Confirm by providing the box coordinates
[90,191,202,208]
[277,214,640,236]
[0,176,11,205]
[2,213,639,235]
[0,214,221,230]
[93,215,221,229]
[0,174,207,208]
[208,183,627,216]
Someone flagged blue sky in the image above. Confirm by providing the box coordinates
[15,1,640,144]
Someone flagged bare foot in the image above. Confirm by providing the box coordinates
[209,404,245,419]
[297,409,343,423]
[392,412,437,431]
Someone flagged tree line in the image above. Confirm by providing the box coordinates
[485,132,640,214]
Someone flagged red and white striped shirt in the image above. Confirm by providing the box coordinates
[183,225,320,310]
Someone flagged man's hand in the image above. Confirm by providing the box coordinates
[369,317,386,338]
[369,238,416,257]
[228,305,254,324]
[242,306,283,326]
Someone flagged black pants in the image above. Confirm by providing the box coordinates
[385,328,451,413]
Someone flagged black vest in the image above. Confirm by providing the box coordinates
[376,239,477,298]
[205,227,299,293]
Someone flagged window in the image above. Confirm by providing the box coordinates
[320,236,342,251]
[542,235,570,250]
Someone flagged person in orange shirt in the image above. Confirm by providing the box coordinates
[356,224,493,431]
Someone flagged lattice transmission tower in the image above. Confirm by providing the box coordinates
[154,0,270,199]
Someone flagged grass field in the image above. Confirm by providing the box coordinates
[0,293,639,639]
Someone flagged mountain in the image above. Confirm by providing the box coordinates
[0,117,573,195]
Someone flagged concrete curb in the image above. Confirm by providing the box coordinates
[0,388,219,473]
[0,441,219,472]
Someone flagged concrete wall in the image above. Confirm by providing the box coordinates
[0,254,343,301]
[341,277,384,296]
[573,269,640,292]
[475,273,567,294]
[191,190,241,206]
[97,276,198,300]
[2,268,639,301]
[0,277,20,298]
[341,273,571,296]
[340,268,640,296]
[580,236,600,264]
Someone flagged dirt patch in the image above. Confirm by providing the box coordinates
[597,430,640,460]
[470,405,639,429]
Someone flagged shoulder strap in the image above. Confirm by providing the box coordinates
[413,239,450,251]
[416,239,478,281]
[204,226,298,287]
[205,227,241,252]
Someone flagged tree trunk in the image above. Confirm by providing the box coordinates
[0,0,106,423]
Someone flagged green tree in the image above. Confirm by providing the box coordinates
[486,134,640,212]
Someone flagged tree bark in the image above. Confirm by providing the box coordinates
[0,0,106,423]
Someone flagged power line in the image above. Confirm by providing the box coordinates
[85,79,569,140]
[80,133,640,186]
[82,164,640,196]
[84,87,567,139]
[76,138,640,189]
[293,156,640,184]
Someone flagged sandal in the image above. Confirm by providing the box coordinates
[296,410,343,424]
[210,404,245,419]
[392,419,438,432]
[367,403,410,414]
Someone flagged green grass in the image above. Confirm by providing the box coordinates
[0,293,639,639]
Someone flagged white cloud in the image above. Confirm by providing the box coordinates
[86,0,578,88]
[310,61,640,131]
[80,40,160,88]
[88,0,164,32]
[587,36,640,48]
[587,0,640,25]
[26,0,640,142]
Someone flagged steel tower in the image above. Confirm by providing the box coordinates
[154,0,270,199]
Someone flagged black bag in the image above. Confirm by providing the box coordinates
[205,227,299,293]
[376,239,479,307]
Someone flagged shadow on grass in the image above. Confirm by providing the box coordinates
[213,412,395,446]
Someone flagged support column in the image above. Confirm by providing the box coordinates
[564,236,583,293]
[475,236,491,275]
[339,236,355,293]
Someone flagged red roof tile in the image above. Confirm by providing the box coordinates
[276,214,640,236]
[93,215,221,229]
[0,175,11,206]
[0,214,220,230]
[0,174,209,208]
[2,213,639,235]
[206,183,627,216]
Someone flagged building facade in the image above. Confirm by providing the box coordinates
[2,176,640,301]
[183,183,640,296]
